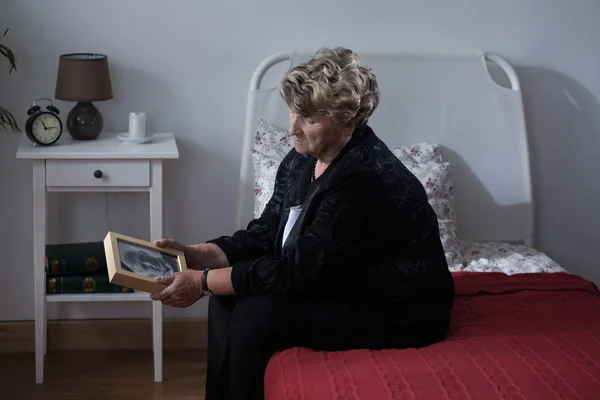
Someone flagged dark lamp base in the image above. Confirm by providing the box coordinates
[66,101,103,140]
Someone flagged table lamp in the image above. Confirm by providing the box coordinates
[54,53,113,140]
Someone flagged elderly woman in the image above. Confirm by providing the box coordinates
[151,47,455,400]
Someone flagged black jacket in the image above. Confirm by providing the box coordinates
[208,124,454,321]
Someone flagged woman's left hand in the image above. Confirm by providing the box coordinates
[150,270,204,307]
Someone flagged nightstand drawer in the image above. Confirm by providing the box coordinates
[45,159,150,187]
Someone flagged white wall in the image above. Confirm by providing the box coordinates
[1,0,599,322]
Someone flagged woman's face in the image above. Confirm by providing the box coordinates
[288,111,354,159]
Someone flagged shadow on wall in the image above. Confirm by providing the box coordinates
[516,66,600,283]
[98,60,241,247]
[100,62,173,133]
[48,63,179,244]
[439,146,532,247]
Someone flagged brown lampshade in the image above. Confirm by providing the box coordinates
[55,53,113,102]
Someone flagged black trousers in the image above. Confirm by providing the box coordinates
[205,294,450,400]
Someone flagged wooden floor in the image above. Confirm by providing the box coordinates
[0,349,207,399]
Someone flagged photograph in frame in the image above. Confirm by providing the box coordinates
[103,231,187,293]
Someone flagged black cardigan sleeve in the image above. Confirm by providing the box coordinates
[228,170,402,296]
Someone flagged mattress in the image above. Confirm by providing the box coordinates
[264,244,600,400]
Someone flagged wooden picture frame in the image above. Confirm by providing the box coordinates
[103,231,187,294]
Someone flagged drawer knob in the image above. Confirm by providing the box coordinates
[93,170,103,179]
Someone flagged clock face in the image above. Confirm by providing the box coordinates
[31,112,62,145]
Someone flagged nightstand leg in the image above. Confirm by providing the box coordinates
[33,161,46,383]
[152,301,163,381]
[43,301,47,355]
[150,159,164,382]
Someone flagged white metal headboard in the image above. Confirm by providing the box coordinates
[236,51,533,247]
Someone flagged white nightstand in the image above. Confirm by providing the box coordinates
[16,132,179,384]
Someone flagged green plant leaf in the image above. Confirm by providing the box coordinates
[0,43,17,74]
[0,27,17,73]
[0,105,21,133]
[0,28,20,133]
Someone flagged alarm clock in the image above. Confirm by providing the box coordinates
[25,98,63,146]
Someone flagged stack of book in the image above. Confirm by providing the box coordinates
[45,241,134,295]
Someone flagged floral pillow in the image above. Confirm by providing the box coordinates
[392,152,462,265]
[451,240,568,274]
[251,119,293,218]
[253,118,292,161]
[393,142,443,164]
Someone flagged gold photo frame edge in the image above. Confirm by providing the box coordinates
[103,231,188,294]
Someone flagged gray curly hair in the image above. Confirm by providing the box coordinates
[279,47,380,126]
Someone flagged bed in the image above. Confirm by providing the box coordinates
[236,50,600,399]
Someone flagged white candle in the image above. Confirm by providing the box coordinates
[129,112,146,138]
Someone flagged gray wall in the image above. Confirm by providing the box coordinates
[1,0,599,321]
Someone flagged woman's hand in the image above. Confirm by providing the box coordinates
[153,239,204,270]
[152,239,230,270]
[150,270,204,307]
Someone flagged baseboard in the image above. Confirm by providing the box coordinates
[0,318,208,353]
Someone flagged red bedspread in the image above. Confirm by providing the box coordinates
[264,272,600,400]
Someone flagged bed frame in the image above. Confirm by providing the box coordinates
[236,51,533,247]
